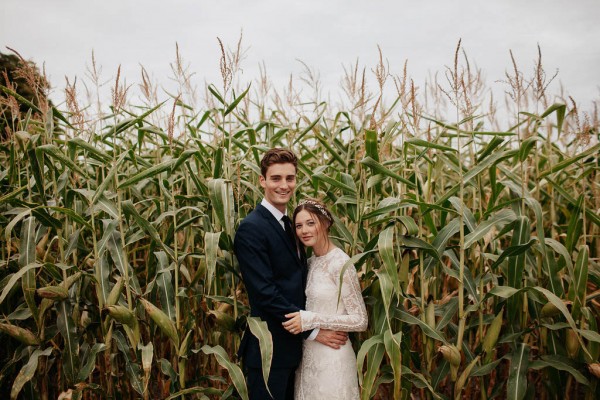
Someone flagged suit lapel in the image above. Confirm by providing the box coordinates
[256,204,302,265]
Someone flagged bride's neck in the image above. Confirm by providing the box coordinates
[313,238,333,257]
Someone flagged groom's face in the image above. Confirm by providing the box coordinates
[260,162,297,213]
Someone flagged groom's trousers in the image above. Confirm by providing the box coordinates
[246,366,296,400]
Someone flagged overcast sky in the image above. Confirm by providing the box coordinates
[2,0,599,111]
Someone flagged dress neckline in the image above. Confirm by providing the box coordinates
[314,246,339,259]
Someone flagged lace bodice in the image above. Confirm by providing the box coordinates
[299,247,368,332]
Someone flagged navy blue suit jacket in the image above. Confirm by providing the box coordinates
[234,203,308,369]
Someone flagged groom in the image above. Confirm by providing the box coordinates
[234,148,348,400]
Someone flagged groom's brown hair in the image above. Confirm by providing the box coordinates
[260,148,298,177]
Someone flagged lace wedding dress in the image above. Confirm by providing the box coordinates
[295,247,368,400]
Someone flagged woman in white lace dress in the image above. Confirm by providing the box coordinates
[282,199,368,400]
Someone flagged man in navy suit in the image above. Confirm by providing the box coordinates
[234,148,348,400]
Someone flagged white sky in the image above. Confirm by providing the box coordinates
[2,0,599,112]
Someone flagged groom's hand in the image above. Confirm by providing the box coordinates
[315,329,348,349]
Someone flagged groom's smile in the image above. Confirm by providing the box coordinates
[259,162,297,212]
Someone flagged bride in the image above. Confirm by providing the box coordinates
[282,199,368,399]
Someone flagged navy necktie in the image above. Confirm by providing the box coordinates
[281,215,296,248]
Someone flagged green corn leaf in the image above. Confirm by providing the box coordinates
[95,196,120,219]
[36,144,87,177]
[540,103,566,135]
[107,101,166,137]
[208,179,235,238]
[365,129,379,161]
[171,149,199,173]
[155,251,176,321]
[454,356,480,399]
[91,151,128,205]
[397,310,447,344]
[293,111,324,145]
[207,84,225,105]
[545,177,600,227]
[212,146,224,178]
[10,347,53,400]
[444,251,479,302]
[545,238,574,275]
[312,129,347,166]
[463,149,518,184]
[51,106,72,131]
[470,357,505,377]
[491,238,537,270]
[406,137,457,152]
[431,361,450,390]
[0,263,42,305]
[57,299,80,385]
[113,330,145,395]
[104,223,139,292]
[396,215,419,236]
[478,136,505,162]
[565,195,583,254]
[313,172,357,195]
[584,314,600,362]
[361,197,406,221]
[448,197,476,233]
[529,355,588,385]
[165,387,221,400]
[46,206,91,229]
[95,255,111,309]
[569,245,588,321]
[424,218,460,274]
[383,329,403,400]
[356,334,385,398]
[67,137,111,163]
[0,185,27,204]
[465,209,517,248]
[360,156,415,188]
[27,147,46,204]
[506,216,531,324]
[518,137,538,161]
[201,345,248,400]
[205,231,221,294]
[77,343,107,382]
[402,366,442,398]
[122,200,174,260]
[539,143,599,178]
[507,343,530,400]
[18,217,39,326]
[118,159,176,189]
[488,286,588,357]
[398,235,442,264]
[378,227,400,309]
[224,84,251,116]
[247,317,273,398]
[374,269,394,325]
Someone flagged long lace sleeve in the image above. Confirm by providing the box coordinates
[300,250,368,332]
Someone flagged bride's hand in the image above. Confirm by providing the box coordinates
[283,312,302,334]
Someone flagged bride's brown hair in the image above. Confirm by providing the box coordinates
[292,198,334,232]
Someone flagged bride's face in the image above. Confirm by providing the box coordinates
[294,210,326,248]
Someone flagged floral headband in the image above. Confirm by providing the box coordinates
[298,199,333,222]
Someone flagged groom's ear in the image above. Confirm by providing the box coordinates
[259,174,266,189]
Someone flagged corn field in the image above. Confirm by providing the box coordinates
[0,42,599,400]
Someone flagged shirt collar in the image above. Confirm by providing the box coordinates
[261,198,287,222]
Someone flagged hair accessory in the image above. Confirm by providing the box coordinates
[298,199,332,222]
